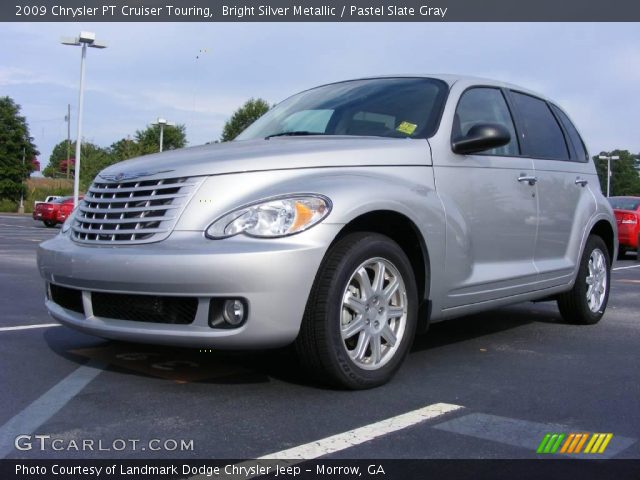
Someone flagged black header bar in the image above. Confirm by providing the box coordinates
[4,0,640,22]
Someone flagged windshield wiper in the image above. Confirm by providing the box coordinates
[265,131,326,139]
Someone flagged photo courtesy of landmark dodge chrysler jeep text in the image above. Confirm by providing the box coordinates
[37,76,617,389]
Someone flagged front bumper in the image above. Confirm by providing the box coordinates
[37,226,340,348]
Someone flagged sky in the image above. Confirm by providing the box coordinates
[1,22,639,170]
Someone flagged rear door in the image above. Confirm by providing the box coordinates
[508,91,596,285]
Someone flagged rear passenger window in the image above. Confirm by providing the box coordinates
[454,88,518,156]
[511,92,569,160]
[550,105,589,162]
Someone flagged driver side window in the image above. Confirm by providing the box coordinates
[454,88,519,156]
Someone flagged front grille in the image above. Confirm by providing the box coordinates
[92,292,198,324]
[72,176,202,244]
[50,284,84,314]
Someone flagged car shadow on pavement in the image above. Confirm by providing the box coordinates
[42,302,564,389]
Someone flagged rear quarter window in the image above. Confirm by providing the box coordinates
[550,104,589,162]
[510,91,569,161]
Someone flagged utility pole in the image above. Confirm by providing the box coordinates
[65,104,71,179]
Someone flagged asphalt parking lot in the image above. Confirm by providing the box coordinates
[1,214,639,462]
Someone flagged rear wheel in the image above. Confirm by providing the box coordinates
[557,235,610,325]
[295,233,418,389]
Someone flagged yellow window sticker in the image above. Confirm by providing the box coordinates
[396,121,417,135]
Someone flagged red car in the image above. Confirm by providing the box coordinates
[56,197,82,224]
[608,196,640,260]
[35,196,81,228]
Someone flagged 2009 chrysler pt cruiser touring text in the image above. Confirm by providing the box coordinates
[38,75,617,389]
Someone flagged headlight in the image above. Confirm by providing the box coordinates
[205,194,332,239]
[61,208,77,234]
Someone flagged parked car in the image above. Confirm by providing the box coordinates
[32,195,62,223]
[35,196,80,228]
[608,196,640,260]
[37,75,617,388]
[56,197,82,224]
[33,195,61,210]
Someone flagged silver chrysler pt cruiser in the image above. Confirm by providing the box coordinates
[38,75,617,389]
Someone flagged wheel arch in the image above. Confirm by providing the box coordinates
[332,210,431,332]
[589,219,616,263]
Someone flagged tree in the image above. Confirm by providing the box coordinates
[135,123,187,154]
[594,150,640,196]
[43,139,74,178]
[77,142,113,189]
[220,98,270,142]
[109,137,144,162]
[0,97,38,201]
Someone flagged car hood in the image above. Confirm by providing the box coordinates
[97,137,432,181]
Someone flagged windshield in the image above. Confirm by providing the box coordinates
[608,197,640,211]
[236,78,449,141]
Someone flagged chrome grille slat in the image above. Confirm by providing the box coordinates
[88,182,198,194]
[74,226,169,235]
[84,193,188,203]
[77,216,175,225]
[71,176,202,245]
[79,205,180,214]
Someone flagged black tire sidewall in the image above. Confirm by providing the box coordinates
[572,236,611,324]
[321,234,419,388]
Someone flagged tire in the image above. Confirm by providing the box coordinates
[43,220,56,228]
[557,235,610,325]
[295,232,419,389]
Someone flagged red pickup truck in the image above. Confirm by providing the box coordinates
[33,196,82,228]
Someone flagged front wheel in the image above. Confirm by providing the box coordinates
[295,233,419,389]
[557,235,610,325]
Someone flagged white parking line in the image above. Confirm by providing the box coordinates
[191,403,463,480]
[0,360,106,458]
[613,264,640,271]
[0,323,60,332]
[262,402,463,459]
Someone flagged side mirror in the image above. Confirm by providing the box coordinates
[452,123,511,155]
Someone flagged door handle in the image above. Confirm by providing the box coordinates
[575,177,588,187]
[518,174,537,186]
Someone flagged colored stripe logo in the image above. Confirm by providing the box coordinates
[537,433,613,454]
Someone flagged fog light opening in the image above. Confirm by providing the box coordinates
[222,299,246,326]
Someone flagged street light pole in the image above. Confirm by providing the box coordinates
[61,32,107,207]
[598,154,620,197]
[65,103,71,179]
[151,117,175,152]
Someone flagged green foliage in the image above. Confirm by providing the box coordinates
[221,98,270,142]
[43,140,74,178]
[77,143,112,190]
[593,150,640,196]
[109,137,144,162]
[0,96,39,201]
[135,123,187,154]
